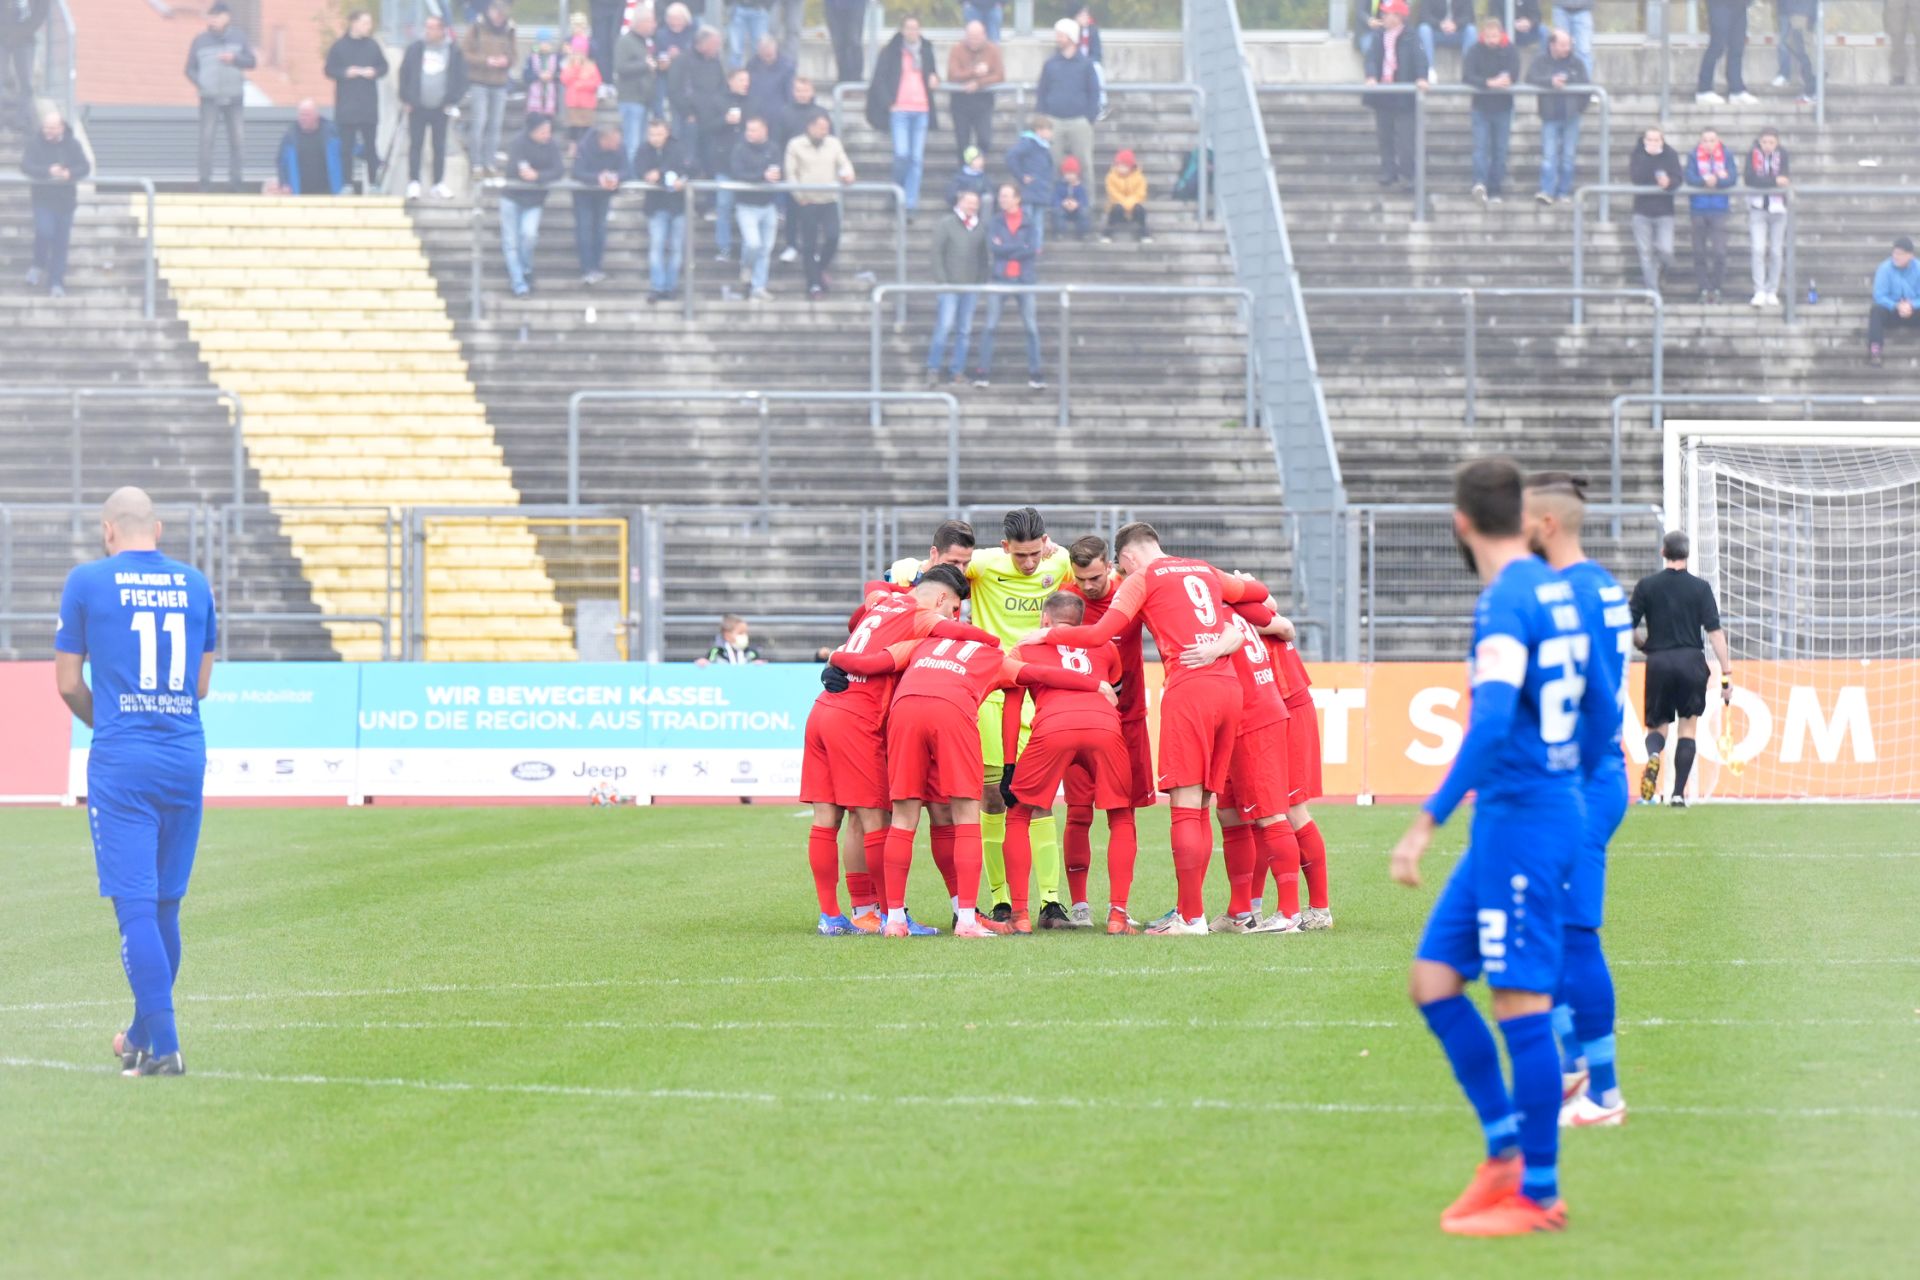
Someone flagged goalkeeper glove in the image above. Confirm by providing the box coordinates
[820,664,850,694]
[998,764,1018,809]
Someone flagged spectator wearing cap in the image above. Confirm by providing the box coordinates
[1055,156,1091,241]
[572,121,629,285]
[523,30,561,120]
[928,187,990,386]
[947,19,1005,165]
[1685,126,1734,304]
[1037,18,1099,191]
[1868,236,1920,368]
[1462,13,1517,203]
[1104,147,1149,243]
[1628,125,1684,293]
[784,108,855,298]
[1362,1,1428,190]
[1526,27,1590,204]
[186,2,256,192]
[947,144,989,205]
[1743,126,1790,307]
[500,113,564,298]
[1005,115,1055,248]
[274,99,344,196]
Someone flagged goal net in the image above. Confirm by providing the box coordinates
[1663,421,1920,800]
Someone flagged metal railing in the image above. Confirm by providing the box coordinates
[0,386,245,514]
[470,179,907,323]
[566,389,965,512]
[866,282,1256,432]
[1780,186,1920,325]
[1256,83,1613,225]
[1302,285,1664,429]
[0,176,159,319]
[828,80,1211,222]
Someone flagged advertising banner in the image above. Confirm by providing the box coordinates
[0,662,71,802]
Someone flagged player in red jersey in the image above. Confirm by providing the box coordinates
[1058,536,1155,928]
[1212,597,1307,935]
[829,631,1111,937]
[1025,522,1269,935]
[1259,611,1332,930]
[996,592,1138,934]
[801,564,992,934]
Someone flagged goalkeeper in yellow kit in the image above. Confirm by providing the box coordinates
[888,508,1079,927]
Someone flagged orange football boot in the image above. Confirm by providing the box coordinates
[1107,909,1140,935]
[1442,1192,1568,1237]
[1440,1155,1522,1226]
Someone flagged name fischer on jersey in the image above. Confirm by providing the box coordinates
[114,570,193,610]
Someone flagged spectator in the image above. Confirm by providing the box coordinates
[1867,236,1920,367]
[500,114,563,297]
[730,0,774,69]
[947,20,1004,164]
[1552,0,1594,75]
[1037,18,1099,193]
[1892,0,1920,85]
[1418,0,1479,80]
[1103,147,1149,243]
[775,75,823,264]
[1005,115,1055,247]
[928,188,989,385]
[1629,126,1683,292]
[632,116,691,302]
[965,2,1004,43]
[746,35,795,125]
[783,108,855,298]
[186,2,256,193]
[523,30,562,120]
[1697,0,1760,104]
[616,13,661,163]
[275,100,344,196]
[1526,28,1590,204]
[1771,0,1817,103]
[1510,0,1543,50]
[775,0,806,51]
[669,27,732,256]
[562,39,604,150]
[1055,156,1091,240]
[1685,127,1734,304]
[825,0,866,85]
[1743,125,1791,307]
[590,0,624,85]
[464,2,516,181]
[973,182,1045,390]
[730,115,782,302]
[0,0,47,134]
[399,14,467,200]
[712,65,753,263]
[1074,6,1108,119]
[866,17,939,214]
[1462,13,1517,203]
[323,10,388,192]
[1363,1,1428,191]
[655,3,697,87]
[573,122,629,285]
[21,107,88,297]
[569,9,591,52]
[697,615,767,664]
[947,144,989,205]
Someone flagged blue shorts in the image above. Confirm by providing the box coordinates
[86,752,205,901]
[1566,768,1630,930]
[1416,795,1580,994]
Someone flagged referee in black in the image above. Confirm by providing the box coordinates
[1630,532,1733,807]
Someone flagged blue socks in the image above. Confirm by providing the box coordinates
[113,897,179,1058]
[1420,995,1519,1159]
[157,898,183,980]
[1498,1010,1561,1206]
[1563,925,1620,1104]
[1550,1002,1584,1073]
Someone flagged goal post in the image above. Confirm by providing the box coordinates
[1661,420,1920,801]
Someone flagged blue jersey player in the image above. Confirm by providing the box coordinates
[53,487,217,1079]
[1389,458,1613,1237]
[1524,471,1632,1128]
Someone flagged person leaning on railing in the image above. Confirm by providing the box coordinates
[632,116,693,303]
[1462,13,1519,203]
[1525,28,1590,206]
[1361,1,1428,192]
[499,114,564,298]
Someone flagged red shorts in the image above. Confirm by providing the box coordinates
[1221,720,1292,821]
[885,696,983,803]
[1069,715,1156,809]
[800,700,888,811]
[1155,678,1242,796]
[1285,698,1323,804]
[1018,721,1133,811]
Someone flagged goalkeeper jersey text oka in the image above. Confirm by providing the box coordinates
[965,547,1071,647]
[1562,558,1631,775]
[56,549,217,759]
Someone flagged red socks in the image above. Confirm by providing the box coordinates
[1105,808,1137,910]
[808,826,842,914]
[1169,806,1212,921]
[883,825,917,912]
[1256,820,1302,919]
[929,824,960,899]
[1004,808,1033,915]
[1222,822,1256,916]
[859,827,889,907]
[1297,820,1330,910]
[951,822,983,910]
[1064,804,1094,905]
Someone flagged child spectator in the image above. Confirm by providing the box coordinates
[561,38,603,150]
[1055,155,1091,240]
[1103,147,1149,243]
[1684,126,1733,304]
[1462,13,1517,203]
[523,31,560,120]
[946,144,989,205]
[697,615,767,664]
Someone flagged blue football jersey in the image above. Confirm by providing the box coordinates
[55,549,218,755]
[1562,558,1631,774]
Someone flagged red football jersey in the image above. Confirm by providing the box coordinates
[1227,605,1290,734]
[1277,639,1313,709]
[1004,641,1120,743]
[827,594,948,729]
[1046,557,1266,693]
[1067,582,1146,722]
[874,635,1027,716]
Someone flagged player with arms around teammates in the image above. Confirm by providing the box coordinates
[53,488,218,1079]
[1389,458,1616,1236]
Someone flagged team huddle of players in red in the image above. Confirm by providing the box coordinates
[799,519,1332,938]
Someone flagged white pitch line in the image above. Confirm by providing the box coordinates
[4,1057,1915,1121]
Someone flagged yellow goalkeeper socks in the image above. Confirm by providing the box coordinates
[1031,814,1062,906]
[982,809,1009,908]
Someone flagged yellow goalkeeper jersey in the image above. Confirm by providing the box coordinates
[964,547,1072,647]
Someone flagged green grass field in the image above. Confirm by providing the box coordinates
[3,802,1916,1278]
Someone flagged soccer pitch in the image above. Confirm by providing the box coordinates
[3,803,1915,1278]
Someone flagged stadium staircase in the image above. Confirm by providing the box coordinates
[140,195,574,661]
